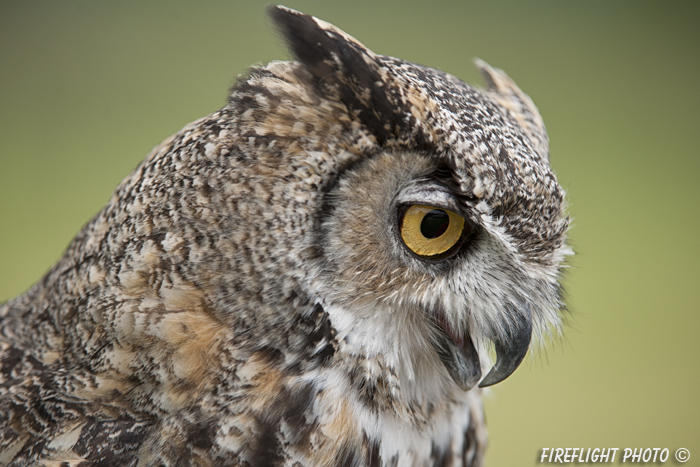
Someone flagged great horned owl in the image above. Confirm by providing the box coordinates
[0,6,570,467]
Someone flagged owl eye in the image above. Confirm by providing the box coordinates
[400,205,467,259]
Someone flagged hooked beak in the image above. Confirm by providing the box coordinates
[433,303,532,390]
[478,304,532,388]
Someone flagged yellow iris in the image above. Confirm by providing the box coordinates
[400,205,465,258]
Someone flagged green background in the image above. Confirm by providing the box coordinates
[1,1,698,465]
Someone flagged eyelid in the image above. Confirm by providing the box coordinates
[395,182,462,214]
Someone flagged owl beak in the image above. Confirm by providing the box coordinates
[434,326,482,391]
[433,303,532,390]
[478,304,533,388]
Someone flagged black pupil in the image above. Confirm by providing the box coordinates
[420,209,449,239]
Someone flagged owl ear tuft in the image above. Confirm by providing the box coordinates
[475,59,550,162]
[268,5,372,80]
[268,5,408,144]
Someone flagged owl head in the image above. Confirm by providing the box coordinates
[216,5,572,393]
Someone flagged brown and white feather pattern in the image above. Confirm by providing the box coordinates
[0,5,569,466]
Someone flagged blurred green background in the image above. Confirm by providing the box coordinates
[1,1,698,465]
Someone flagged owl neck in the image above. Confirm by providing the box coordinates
[296,301,485,464]
[318,300,469,413]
